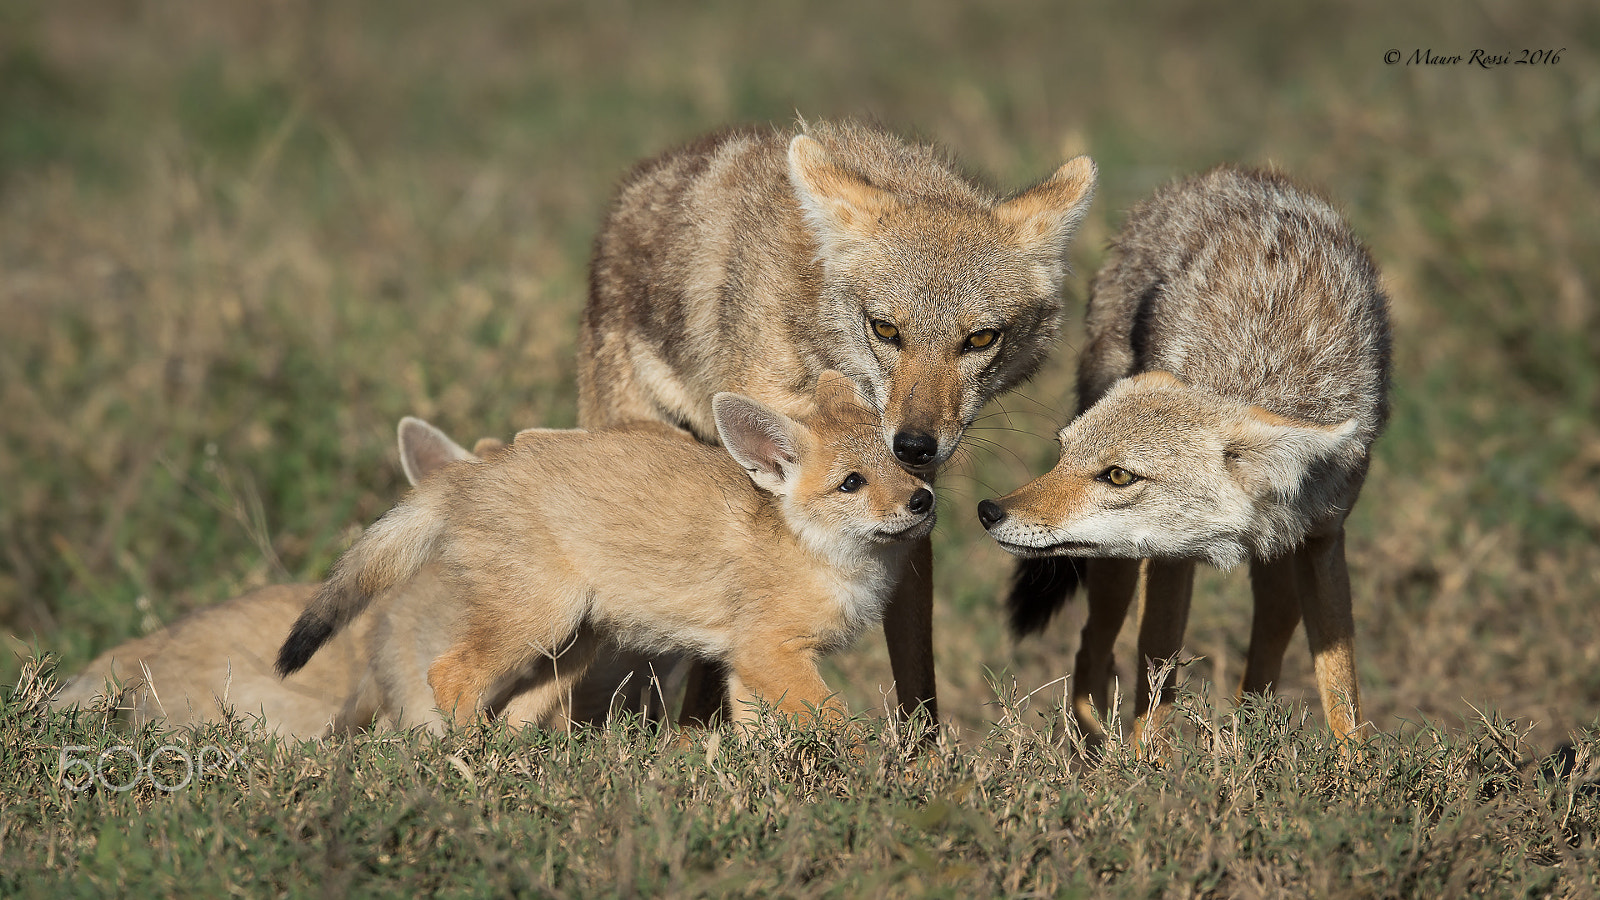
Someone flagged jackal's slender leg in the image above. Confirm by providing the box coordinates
[1241,552,1303,697]
[1293,528,1363,747]
[882,535,937,725]
[1131,559,1195,751]
[1073,557,1141,742]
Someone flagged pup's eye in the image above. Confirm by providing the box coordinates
[964,328,1000,351]
[870,319,900,343]
[1098,466,1139,487]
[838,473,866,493]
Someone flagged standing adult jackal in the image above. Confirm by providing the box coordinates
[583,119,1096,722]
[979,166,1390,749]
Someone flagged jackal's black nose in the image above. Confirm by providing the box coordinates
[908,488,934,515]
[893,431,939,467]
[976,499,1006,529]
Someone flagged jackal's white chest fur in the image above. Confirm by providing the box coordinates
[812,545,903,650]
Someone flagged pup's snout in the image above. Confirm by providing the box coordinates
[892,431,939,468]
[908,488,934,515]
[976,499,1006,529]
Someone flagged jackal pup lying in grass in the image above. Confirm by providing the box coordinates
[50,583,377,738]
[979,166,1391,749]
[277,372,935,729]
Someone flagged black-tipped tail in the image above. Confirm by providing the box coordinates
[1006,556,1083,638]
[276,614,335,677]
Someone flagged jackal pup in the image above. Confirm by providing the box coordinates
[277,373,935,728]
[374,418,678,730]
[50,583,376,738]
[979,166,1391,748]
[584,117,1096,722]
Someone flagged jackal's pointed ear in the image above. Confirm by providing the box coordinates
[398,417,477,486]
[788,135,894,248]
[994,156,1097,253]
[1223,408,1363,498]
[714,392,806,496]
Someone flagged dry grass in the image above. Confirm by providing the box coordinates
[6,658,1598,896]
[2,0,1598,892]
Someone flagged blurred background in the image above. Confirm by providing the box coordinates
[2,0,1596,745]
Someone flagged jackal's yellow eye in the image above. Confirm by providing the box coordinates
[870,319,900,343]
[964,328,999,351]
[1099,466,1138,487]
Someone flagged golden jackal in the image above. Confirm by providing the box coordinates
[979,166,1391,749]
[277,373,936,729]
[583,118,1097,721]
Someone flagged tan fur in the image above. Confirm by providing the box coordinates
[49,419,515,739]
[279,374,935,732]
[983,167,1390,751]
[582,118,1096,722]
[370,419,678,730]
[50,584,377,739]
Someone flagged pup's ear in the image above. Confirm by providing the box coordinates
[994,156,1097,254]
[714,392,806,496]
[1223,407,1363,498]
[788,135,894,251]
[398,417,477,486]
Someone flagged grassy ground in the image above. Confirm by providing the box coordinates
[3,0,1598,894]
[5,661,1599,897]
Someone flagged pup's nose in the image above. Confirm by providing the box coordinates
[892,431,939,467]
[908,488,934,515]
[976,499,1006,529]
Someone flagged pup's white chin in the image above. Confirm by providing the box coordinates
[873,515,936,543]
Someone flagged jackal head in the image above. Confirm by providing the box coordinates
[714,371,936,560]
[787,134,1097,472]
[977,371,1363,569]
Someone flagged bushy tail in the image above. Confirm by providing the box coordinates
[1006,556,1084,638]
[276,500,444,676]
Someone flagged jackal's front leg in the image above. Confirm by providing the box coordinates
[883,535,937,726]
[1130,559,1196,756]
[1074,557,1141,745]
[1294,528,1364,749]
[1241,551,1304,697]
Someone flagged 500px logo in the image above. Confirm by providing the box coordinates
[58,744,246,793]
